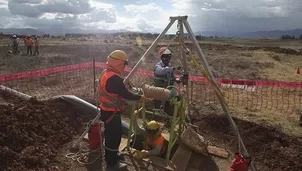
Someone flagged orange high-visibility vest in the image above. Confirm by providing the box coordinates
[146,135,166,155]
[27,39,32,46]
[98,69,126,112]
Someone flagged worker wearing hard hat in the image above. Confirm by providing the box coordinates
[98,50,145,170]
[133,120,167,160]
[153,47,180,88]
[33,36,40,55]
[153,47,182,114]
[11,35,18,55]
[25,36,33,55]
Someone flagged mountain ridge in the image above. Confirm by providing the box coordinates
[1,28,302,38]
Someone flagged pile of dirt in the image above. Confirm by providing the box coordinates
[194,114,302,171]
[0,98,88,171]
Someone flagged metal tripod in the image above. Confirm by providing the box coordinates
[123,15,256,171]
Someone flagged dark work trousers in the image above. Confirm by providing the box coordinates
[27,46,32,55]
[12,46,18,55]
[153,100,174,116]
[101,110,122,166]
[34,46,39,55]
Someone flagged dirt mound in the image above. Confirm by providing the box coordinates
[194,115,302,171]
[0,98,87,171]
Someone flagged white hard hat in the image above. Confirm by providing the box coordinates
[158,47,172,56]
[162,48,171,55]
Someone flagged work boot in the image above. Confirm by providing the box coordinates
[107,162,127,170]
[117,151,124,160]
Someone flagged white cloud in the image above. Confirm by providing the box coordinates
[124,3,163,14]
[0,0,301,34]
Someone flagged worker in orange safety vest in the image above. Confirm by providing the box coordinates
[25,36,33,55]
[133,120,168,160]
[98,50,145,170]
[33,36,40,55]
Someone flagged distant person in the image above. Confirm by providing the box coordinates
[11,35,18,55]
[34,36,40,55]
[26,36,33,55]
[23,36,27,47]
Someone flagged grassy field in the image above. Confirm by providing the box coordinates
[1,36,302,171]
[1,36,302,137]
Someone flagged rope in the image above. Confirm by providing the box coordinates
[177,37,256,170]
[65,148,101,165]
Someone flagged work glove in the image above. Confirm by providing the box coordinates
[125,81,133,89]
[175,77,182,84]
[133,150,148,160]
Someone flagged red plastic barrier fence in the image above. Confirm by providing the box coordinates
[1,62,302,88]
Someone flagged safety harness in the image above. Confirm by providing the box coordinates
[98,69,126,124]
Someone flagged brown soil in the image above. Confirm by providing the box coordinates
[0,97,92,171]
[1,95,301,171]
[193,114,302,171]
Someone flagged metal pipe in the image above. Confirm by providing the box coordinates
[127,103,136,148]
[166,99,180,161]
[49,95,130,135]
[183,20,256,171]
[123,18,176,84]
[0,84,32,100]
[179,19,191,125]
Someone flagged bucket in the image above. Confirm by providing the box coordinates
[88,122,103,150]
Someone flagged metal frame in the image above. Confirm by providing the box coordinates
[126,95,185,163]
[124,16,256,171]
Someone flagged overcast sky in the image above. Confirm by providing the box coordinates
[0,0,301,33]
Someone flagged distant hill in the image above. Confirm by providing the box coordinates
[1,27,301,38]
[196,29,302,38]
[0,28,45,36]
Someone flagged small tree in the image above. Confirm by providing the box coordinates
[281,35,295,40]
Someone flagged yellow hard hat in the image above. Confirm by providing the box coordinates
[146,120,160,130]
[109,50,128,62]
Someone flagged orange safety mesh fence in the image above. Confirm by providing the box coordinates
[1,62,301,115]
